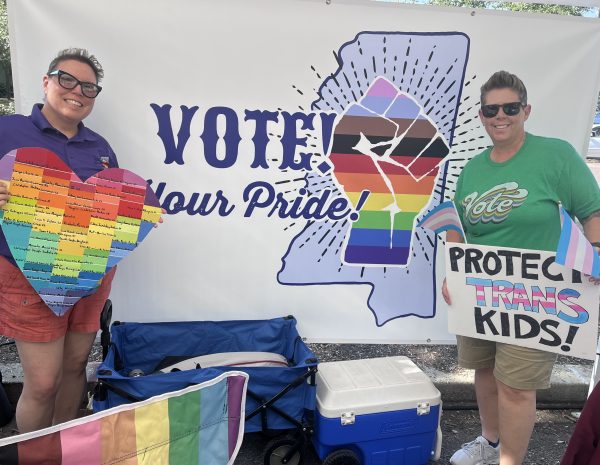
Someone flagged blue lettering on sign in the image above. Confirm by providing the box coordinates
[200,106,242,168]
[244,109,279,169]
[151,103,336,170]
[148,180,235,216]
[243,181,351,220]
[149,104,349,220]
[148,179,353,221]
[150,104,198,165]
[279,111,314,171]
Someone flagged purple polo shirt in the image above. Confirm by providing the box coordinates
[0,104,119,265]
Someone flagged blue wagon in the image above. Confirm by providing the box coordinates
[93,312,318,464]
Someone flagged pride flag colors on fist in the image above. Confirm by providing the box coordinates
[329,77,450,266]
[0,147,162,316]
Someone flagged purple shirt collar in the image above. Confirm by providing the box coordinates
[29,104,97,142]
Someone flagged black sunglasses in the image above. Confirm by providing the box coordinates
[48,70,102,98]
[481,101,525,118]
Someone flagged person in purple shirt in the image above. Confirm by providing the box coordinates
[0,48,122,432]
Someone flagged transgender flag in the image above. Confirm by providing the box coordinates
[0,372,248,465]
[556,205,600,277]
[417,200,465,240]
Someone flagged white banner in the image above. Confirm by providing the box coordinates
[446,243,600,360]
[6,0,600,342]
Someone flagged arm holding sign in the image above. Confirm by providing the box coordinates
[583,212,600,284]
[563,154,600,280]
[442,228,464,306]
[583,211,600,247]
[416,200,465,305]
[155,208,166,227]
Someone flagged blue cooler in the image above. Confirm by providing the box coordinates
[313,356,442,465]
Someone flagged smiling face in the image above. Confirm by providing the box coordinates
[479,87,531,150]
[41,59,98,136]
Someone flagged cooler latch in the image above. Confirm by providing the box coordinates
[340,411,355,425]
[417,402,430,415]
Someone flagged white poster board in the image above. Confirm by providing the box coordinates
[6,0,600,342]
[446,243,600,360]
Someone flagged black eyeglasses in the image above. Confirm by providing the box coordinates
[48,70,102,98]
[481,101,525,118]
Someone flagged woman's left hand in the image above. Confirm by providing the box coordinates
[153,208,166,228]
[0,181,9,208]
[588,276,600,286]
[588,245,600,285]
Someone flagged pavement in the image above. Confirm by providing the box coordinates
[0,342,596,464]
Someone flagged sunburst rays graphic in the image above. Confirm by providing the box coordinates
[277,32,484,325]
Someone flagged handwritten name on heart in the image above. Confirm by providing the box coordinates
[0,147,162,316]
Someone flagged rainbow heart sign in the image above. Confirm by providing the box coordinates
[0,147,162,316]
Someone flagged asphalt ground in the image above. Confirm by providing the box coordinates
[236,409,578,465]
[0,408,580,464]
[224,343,591,464]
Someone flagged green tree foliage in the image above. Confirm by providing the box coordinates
[423,0,599,122]
[428,0,592,15]
[427,0,489,7]
[497,2,589,15]
[0,0,13,101]
[0,1,8,61]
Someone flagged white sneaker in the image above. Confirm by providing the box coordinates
[450,436,500,465]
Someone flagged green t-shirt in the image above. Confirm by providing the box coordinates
[453,133,600,251]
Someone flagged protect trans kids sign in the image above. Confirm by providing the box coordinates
[446,243,600,360]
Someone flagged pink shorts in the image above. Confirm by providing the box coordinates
[0,256,116,342]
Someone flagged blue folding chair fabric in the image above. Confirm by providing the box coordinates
[93,316,318,433]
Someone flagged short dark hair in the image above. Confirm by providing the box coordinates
[480,71,527,106]
[47,48,104,83]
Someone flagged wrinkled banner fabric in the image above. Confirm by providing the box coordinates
[0,371,248,465]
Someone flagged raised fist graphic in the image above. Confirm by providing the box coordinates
[329,77,450,266]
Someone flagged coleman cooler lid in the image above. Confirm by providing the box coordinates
[316,356,441,418]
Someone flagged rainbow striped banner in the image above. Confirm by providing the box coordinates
[417,201,465,240]
[556,205,600,277]
[0,372,248,465]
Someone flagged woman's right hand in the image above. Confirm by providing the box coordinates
[443,228,464,306]
[0,181,9,208]
[442,277,452,306]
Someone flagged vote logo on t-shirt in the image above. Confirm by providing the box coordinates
[462,181,529,225]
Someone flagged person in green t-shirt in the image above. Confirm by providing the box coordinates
[442,71,600,465]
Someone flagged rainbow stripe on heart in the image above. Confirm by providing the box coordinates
[329,77,449,266]
[0,147,162,316]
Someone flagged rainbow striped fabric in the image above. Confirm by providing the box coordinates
[329,77,449,266]
[417,201,465,240]
[556,205,600,277]
[0,372,248,465]
[0,147,162,316]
